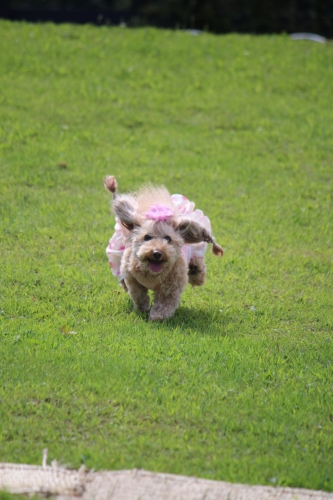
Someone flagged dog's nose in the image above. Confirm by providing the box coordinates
[152,250,162,261]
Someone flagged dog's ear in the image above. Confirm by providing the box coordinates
[113,195,139,231]
[175,219,207,243]
[175,218,224,256]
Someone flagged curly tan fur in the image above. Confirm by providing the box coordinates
[104,176,223,321]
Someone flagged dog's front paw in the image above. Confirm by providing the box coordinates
[149,303,176,321]
[136,305,150,313]
[119,279,128,292]
[134,295,150,313]
[149,311,164,322]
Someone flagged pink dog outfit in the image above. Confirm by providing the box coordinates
[106,194,211,280]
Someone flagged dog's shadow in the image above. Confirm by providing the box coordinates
[122,296,232,336]
[149,305,233,336]
[162,306,230,335]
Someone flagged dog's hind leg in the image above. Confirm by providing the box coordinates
[188,257,206,287]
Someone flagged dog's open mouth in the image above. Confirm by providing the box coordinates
[148,259,163,273]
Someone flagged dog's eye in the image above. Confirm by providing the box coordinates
[144,235,153,241]
[164,236,171,243]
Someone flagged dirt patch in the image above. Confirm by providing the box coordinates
[1,461,332,500]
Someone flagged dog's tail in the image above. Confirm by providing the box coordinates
[204,233,224,257]
[212,240,224,257]
[104,175,118,199]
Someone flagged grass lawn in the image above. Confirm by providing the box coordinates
[0,20,333,493]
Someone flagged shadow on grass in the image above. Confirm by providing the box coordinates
[154,305,232,336]
[121,296,233,335]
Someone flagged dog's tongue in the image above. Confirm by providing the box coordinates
[149,261,162,273]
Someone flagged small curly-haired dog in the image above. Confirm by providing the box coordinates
[104,176,223,321]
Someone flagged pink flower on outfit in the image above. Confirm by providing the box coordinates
[145,204,174,221]
[106,194,211,279]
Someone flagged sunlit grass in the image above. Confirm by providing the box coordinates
[0,20,333,492]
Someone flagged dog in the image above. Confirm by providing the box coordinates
[104,176,223,321]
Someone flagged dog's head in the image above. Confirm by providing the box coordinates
[111,191,223,275]
[131,220,183,274]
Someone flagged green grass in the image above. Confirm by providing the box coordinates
[0,20,333,493]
